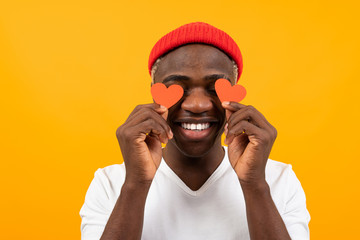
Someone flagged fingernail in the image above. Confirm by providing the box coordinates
[169,129,173,139]
[160,105,167,110]
[222,101,230,106]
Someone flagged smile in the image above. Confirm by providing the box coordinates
[180,123,211,131]
[175,121,216,141]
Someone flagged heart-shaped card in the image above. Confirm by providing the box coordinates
[215,78,246,103]
[151,79,246,108]
[151,83,184,109]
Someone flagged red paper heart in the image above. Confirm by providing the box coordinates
[215,78,246,103]
[151,83,184,109]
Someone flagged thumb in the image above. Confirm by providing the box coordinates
[162,109,168,121]
[154,105,169,120]
[222,102,234,121]
[225,108,232,122]
[160,107,168,121]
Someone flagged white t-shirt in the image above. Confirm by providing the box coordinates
[80,147,310,240]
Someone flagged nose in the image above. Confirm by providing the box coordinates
[181,87,213,114]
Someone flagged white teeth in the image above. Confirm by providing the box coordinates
[181,123,211,131]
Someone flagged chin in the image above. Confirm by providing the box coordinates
[170,137,221,158]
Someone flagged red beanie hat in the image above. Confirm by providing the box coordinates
[148,22,243,82]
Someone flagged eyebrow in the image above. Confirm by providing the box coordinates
[162,75,190,84]
[162,74,231,84]
[204,74,231,83]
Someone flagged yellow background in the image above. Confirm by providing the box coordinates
[1,0,359,239]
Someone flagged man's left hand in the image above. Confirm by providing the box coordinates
[222,102,277,185]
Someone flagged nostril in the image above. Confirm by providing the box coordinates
[181,91,213,113]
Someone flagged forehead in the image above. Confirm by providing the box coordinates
[154,44,235,83]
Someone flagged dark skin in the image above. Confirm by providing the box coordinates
[100,44,291,240]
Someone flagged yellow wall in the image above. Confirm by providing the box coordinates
[1,0,359,239]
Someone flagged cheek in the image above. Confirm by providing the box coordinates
[213,100,226,120]
[166,106,179,126]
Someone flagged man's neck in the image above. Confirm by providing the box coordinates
[162,140,225,191]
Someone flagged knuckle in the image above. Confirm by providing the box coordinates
[272,127,278,138]
[259,131,270,143]
[145,119,163,134]
[246,105,256,115]
[247,105,255,111]
[116,126,123,137]
[144,118,156,127]
[122,129,132,139]
[227,115,235,124]
[265,132,273,143]
[161,132,168,138]
[240,107,252,117]
[228,128,236,136]
[133,105,142,111]
[161,127,168,134]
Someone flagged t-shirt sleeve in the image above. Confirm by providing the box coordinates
[282,165,311,240]
[79,168,120,240]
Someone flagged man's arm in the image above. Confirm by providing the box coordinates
[223,101,292,240]
[100,181,151,240]
[80,168,152,240]
[95,104,172,240]
[241,181,291,240]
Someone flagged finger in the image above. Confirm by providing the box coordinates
[224,122,248,155]
[222,102,246,121]
[132,118,170,144]
[228,133,249,162]
[126,107,172,139]
[224,109,232,122]
[223,102,273,128]
[127,103,167,121]
[222,101,246,112]
[225,120,263,145]
[127,105,167,126]
[144,134,163,168]
[227,106,270,131]
[154,105,169,121]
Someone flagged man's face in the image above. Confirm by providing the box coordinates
[154,44,236,157]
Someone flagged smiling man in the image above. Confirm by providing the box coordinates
[80,22,310,240]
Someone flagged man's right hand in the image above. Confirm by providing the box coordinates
[100,104,172,240]
[116,103,173,185]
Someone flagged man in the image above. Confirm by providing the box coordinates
[80,22,310,240]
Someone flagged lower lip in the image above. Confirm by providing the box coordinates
[177,124,215,141]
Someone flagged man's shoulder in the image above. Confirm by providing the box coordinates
[97,163,126,175]
[266,159,292,173]
[93,163,126,186]
[265,159,295,186]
